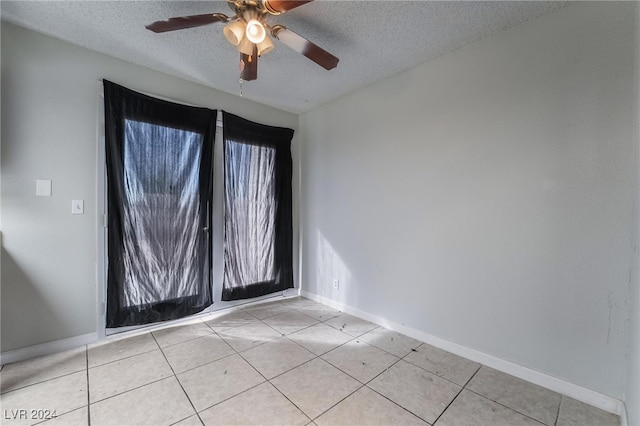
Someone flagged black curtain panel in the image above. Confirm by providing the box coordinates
[222,112,294,301]
[104,80,217,327]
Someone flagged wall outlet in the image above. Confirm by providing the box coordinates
[332,279,340,290]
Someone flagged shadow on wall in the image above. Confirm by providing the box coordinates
[315,229,352,303]
[1,247,64,353]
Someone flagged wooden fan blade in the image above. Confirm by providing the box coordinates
[240,45,258,81]
[271,25,338,70]
[146,13,228,33]
[263,0,313,14]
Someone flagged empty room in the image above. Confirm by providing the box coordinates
[1,1,639,425]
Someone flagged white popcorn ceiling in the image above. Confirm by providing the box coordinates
[1,1,566,113]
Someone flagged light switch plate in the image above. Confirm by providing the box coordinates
[36,179,52,196]
[72,200,84,215]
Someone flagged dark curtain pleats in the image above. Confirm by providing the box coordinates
[222,112,294,301]
[104,80,216,327]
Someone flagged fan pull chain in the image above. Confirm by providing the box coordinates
[239,57,245,97]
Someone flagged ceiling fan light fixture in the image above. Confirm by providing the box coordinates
[223,20,245,46]
[237,36,255,56]
[257,35,274,56]
[245,19,266,44]
[145,1,339,82]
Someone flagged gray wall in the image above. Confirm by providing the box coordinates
[300,2,637,401]
[1,22,298,352]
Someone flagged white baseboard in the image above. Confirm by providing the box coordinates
[301,290,627,424]
[0,332,99,366]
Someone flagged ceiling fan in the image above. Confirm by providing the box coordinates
[146,0,339,81]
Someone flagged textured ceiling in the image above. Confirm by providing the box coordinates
[1,1,566,113]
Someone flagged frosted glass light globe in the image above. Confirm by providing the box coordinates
[245,19,266,44]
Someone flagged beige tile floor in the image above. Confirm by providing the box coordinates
[0,296,621,426]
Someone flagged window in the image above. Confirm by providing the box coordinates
[221,112,294,300]
[104,80,216,327]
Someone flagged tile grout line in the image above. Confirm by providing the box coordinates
[27,347,91,426]
[262,351,343,423]
[303,324,407,418]
[430,365,481,425]
[358,354,421,418]
[309,334,452,423]
[253,304,337,335]
[168,415,203,426]
[89,338,169,405]
[266,314,361,360]
[82,375,177,406]
[226,303,341,345]
[88,339,159,370]
[464,367,556,425]
[252,314,379,389]
[310,382,367,422]
[305,339,410,422]
[197,311,282,415]
[262,307,338,425]
[195,311,314,422]
[150,332,205,425]
[356,341,558,426]
[153,326,219,349]
[195,381,269,415]
[266,385,313,425]
[462,386,550,425]
[0,361,90,396]
[239,338,316,379]
[431,388,464,426]
[553,395,564,426]
[167,349,238,376]
[253,311,356,423]
[356,330,418,359]
[364,383,432,425]
[392,343,479,389]
[261,351,320,382]
[327,342,466,425]
[235,344,313,424]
